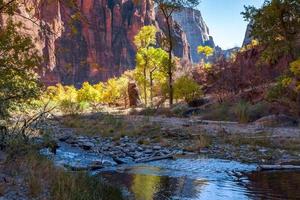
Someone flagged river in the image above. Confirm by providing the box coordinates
[41,143,300,200]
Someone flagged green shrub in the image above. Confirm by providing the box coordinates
[173,76,202,102]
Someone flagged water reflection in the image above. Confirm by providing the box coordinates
[100,161,300,200]
[243,171,300,199]
[102,170,208,200]
[41,144,300,200]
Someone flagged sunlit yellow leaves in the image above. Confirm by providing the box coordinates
[290,59,300,77]
[197,45,214,57]
[240,39,260,52]
[173,75,202,102]
[280,77,292,87]
[134,26,157,50]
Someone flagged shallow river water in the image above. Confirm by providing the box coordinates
[41,144,300,200]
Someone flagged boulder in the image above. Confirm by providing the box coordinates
[128,82,140,107]
[254,114,298,127]
[187,98,209,107]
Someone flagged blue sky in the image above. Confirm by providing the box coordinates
[197,0,264,49]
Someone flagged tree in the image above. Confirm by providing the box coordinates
[173,75,202,102]
[102,78,121,105]
[0,0,84,117]
[243,0,300,115]
[197,45,214,71]
[197,45,214,58]
[0,20,42,118]
[135,47,168,107]
[77,82,101,107]
[116,74,130,108]
[148,48,168,106]
[134,25,157,49]
[153,0,200,106]
[242,0,300,63]
[134,26,157,106]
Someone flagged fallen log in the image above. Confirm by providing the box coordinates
[258,165,300,171]
[135,153,175,163]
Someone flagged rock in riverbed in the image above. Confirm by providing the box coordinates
[255,114,298,127]
[58,135,181,166]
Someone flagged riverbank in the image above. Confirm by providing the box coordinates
[43,111,300,167]
[1,109,300,199]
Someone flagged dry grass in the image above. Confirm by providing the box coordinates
[60,113,162,138]
[215,132,300,152]
[3,152,123,200]
[0,183,5,197]
[60,112,214,152]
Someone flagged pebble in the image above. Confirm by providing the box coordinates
[144,149,153,154]
[153,146,161,150]
[137,147,144,151]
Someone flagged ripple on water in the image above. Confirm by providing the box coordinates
[41,144,300,200]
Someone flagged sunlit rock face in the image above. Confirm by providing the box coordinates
[2,1,215,85]
[155,9,191,62]
[55,0,156,85]
[172,8,215,63]
[242,22,253,46]
[0,0,64,84]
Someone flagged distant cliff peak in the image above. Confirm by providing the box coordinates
[172,7,215,63]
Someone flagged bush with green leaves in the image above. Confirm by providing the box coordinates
[173,76,202,103]
[0,20,42,118]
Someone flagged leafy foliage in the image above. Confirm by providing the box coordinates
[153,0,200,106]
[134,25,157,49]
[135,47,169,106]
[46,73,132,112]
[173,75,202,102]
[134,26,169,106]
[197,45,214,57]
[77,82,102,106]
[242,0,300,62]
[241,0,300,115]
[0,20,42,118]
[267,59,300,116]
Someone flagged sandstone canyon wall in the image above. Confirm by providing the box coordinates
[242,22,253,46]
[172,7,215,63]
[1,0,215,85]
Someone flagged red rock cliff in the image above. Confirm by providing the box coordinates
[1,0,193,85]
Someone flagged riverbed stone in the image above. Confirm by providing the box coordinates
[153,146,161,150]
[79,141,95,150]
[137,147,144,151]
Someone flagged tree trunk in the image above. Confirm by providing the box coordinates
[143,66,147,107]
[166,16,173,106]
[150,72,153,107]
